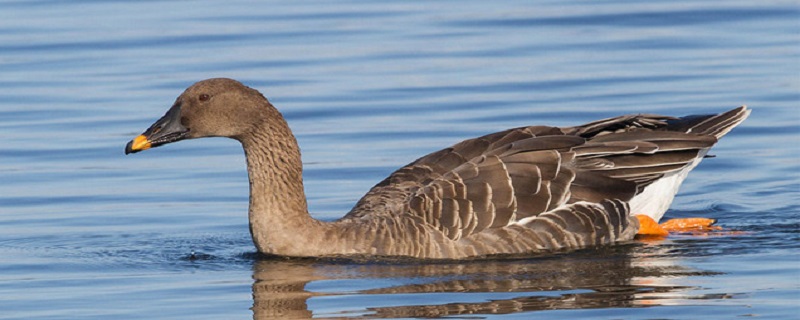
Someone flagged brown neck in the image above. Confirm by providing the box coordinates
[239,112,327,256]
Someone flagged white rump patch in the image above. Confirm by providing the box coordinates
[628,151,708,222]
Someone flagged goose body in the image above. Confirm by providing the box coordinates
[126,78,749,259]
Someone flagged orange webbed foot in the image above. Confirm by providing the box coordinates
[635,215,669,238]
[659,217,722,233]
[635,215,736,241]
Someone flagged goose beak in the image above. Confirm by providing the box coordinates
[125,102,189,154]
[126,135,152,154]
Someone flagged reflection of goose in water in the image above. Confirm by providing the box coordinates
[250,245,726,319]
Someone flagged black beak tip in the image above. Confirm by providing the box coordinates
[125,140,139,155]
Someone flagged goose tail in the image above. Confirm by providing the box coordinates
[670,105,751,139]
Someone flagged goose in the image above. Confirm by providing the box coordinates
[125,78,749,259]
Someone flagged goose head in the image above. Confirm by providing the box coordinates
[125,78,272,154]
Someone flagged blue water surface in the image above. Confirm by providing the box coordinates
[0,0,798,319]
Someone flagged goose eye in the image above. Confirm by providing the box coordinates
[199,94,210,101]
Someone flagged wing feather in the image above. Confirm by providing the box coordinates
[344,107,748,250]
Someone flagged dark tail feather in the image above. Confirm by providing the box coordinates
[666,106,750,139]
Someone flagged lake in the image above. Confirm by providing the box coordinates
[0,0,798,319]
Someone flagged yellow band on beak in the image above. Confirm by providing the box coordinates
[129,135,152,152]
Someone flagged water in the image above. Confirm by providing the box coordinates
[1,0,798,319]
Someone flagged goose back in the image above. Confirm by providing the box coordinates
[341,107,749,257]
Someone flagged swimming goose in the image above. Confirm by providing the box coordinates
[125,78,749,259]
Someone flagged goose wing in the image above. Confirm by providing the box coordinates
[345,107,749,243]
[344,126,580,240]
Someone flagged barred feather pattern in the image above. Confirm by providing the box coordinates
[337,106,749,258]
